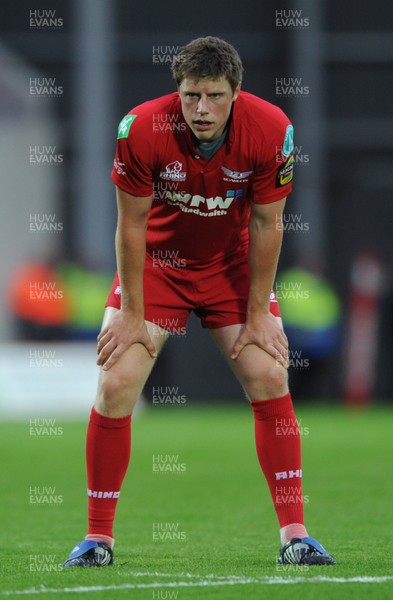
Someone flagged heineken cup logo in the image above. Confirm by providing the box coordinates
[117,115,137,139]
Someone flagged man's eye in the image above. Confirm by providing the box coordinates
[186,93,197,98]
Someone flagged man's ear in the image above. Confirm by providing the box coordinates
[233,82,241,101]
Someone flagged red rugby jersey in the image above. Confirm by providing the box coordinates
[111,91,294,264]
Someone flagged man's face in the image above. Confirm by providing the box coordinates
[178,76,240,142]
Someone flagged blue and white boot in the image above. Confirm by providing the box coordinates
[278,536,335,565]
[63,540,114,568]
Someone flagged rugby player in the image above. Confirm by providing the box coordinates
[64,36,335,567]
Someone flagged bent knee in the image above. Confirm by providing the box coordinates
[241,363,288,400]
[99,372,132,400]
[96,369,139,416]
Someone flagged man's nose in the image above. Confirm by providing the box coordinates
[197,95,208,114]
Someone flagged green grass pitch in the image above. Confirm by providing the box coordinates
[1,404,392,599]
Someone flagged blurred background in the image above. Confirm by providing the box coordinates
[0,0,392,418]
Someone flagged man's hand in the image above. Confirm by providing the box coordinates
[230,312,289,366]
[96,310,157,370]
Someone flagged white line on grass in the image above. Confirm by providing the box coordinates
[2,575,393,595]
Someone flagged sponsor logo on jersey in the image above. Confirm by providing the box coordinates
[165,189,243,216]
[113,158,126,176]
[117,114,137,139]
[221,166,253,182]
[114,286,121,295]
[276,154,294,187]
[160,160,187,181]
[282,124,294,157]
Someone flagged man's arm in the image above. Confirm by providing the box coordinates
[231,198,289,364]
[96,186,156,370]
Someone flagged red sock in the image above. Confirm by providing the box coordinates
[251,393,304,528]
[86,407,131,539]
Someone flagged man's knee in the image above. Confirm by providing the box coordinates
[242,362,288,399]
[96,369,139,417]
[99,371,132,402]
[264,363,288,395]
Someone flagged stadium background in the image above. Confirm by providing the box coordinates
[0,0,392,415]
[1,1,393,598]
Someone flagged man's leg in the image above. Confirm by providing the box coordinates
[64,308,169,567]
[209,321,335,565]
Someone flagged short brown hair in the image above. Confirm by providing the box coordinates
[171,36,243,93]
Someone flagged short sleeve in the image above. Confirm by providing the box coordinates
[252,122,294,205]
[111,114,153,197]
